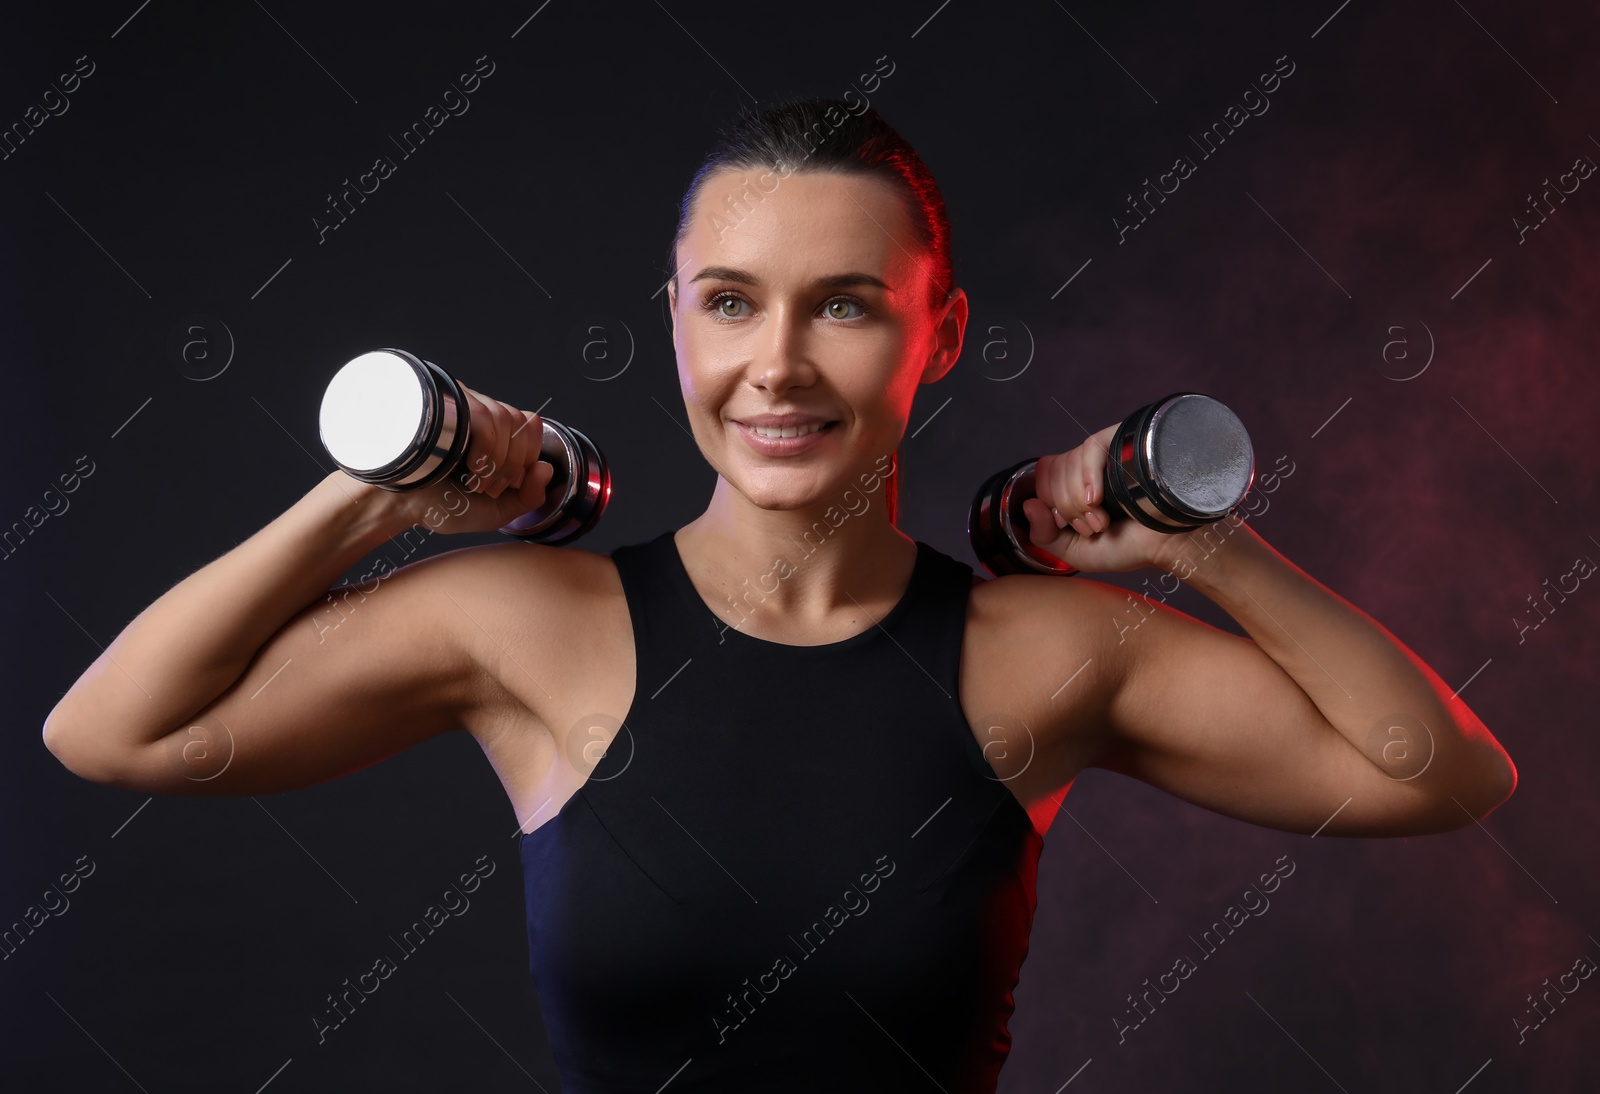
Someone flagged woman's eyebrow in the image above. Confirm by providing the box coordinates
[688,265,892,291]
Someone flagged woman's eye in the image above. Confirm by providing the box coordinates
[703,293,867,321]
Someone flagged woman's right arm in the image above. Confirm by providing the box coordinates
[42,387,556,796]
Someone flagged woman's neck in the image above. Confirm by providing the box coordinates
[675,480,917,640]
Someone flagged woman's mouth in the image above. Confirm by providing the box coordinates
[733,419,839,455]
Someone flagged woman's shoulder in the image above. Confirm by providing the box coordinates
[420,538,629,617]
[964,566,1124,644]
[427,539,633,720]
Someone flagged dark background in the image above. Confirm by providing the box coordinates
[4,1,1597,1090]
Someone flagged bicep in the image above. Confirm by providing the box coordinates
[1087,582,1437,835]
[109,546,505,796]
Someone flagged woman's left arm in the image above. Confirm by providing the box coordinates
[1022,426,1517,837]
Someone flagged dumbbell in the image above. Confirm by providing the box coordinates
[317,348,610,545]
[969,392,1254,576]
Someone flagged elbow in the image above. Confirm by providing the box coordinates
[41,706,77,772]
[1486,749,1518,813]
[42,714,99,783]
[1478,738,1518,816]
[42,706,135,787]
[1444,748,1518,828]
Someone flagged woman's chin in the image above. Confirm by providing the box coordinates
[730,480,834,515]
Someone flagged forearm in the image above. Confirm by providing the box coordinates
[1168,516,1515,810]
[45,471,401,755]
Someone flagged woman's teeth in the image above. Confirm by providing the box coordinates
[749,422,828,438]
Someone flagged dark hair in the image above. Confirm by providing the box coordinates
[666,96,956,526]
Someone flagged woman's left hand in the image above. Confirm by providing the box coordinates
[1020,422,1209,575]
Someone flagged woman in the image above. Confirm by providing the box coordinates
[43,98,1515,1092]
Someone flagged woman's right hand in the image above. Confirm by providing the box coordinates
[348,382,558,538]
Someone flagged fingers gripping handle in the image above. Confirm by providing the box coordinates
[967,392,1255,577]
[437,362,609,545]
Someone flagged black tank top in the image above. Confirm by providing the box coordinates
[520,529,1043,1092]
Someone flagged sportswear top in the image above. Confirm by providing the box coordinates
[519,529,1043,1092]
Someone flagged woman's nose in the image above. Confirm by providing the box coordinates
[747,311,815,391]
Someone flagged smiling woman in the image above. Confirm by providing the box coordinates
[43,91,1514,1094]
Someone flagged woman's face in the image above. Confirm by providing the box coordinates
[668,166,965,514]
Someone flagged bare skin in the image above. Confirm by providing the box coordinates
[43,167,1515,847]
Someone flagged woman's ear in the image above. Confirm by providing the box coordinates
[920,286,967,383]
